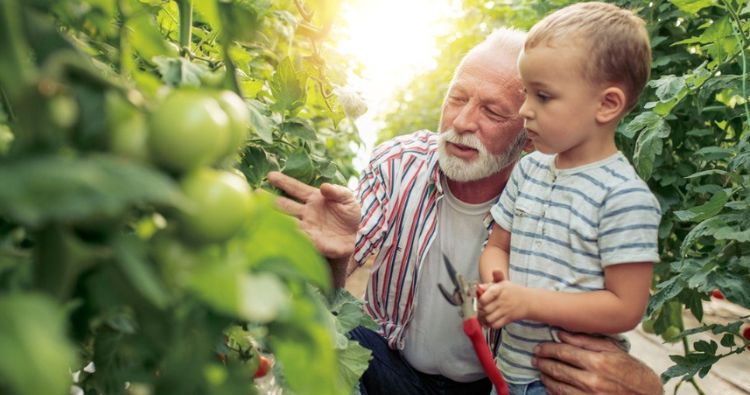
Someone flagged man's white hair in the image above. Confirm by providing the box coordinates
[453,28,527,79]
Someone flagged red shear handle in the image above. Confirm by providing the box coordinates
[463,318,509,395]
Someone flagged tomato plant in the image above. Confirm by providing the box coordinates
[0,1,372,394]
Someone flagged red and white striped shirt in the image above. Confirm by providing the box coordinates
[354,130,501,351]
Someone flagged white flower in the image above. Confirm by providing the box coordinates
[83,361,96,373]
[333,86,368,119]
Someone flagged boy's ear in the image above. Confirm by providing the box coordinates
[596,86,627,124]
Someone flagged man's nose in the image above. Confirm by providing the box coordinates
[452,102,479,133]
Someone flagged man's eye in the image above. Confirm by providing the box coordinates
[484,106,508,120]
[449,96,467,103]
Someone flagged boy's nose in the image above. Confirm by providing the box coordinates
[518,99,533,119]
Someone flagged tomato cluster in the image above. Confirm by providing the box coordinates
[107,89,255,244]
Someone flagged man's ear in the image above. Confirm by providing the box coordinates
[596,87,627,124]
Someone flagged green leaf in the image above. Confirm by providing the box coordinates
[685,169,727,179]
[669,0,717,15]
[239,272,291,322]
[269,296,343,395]
[680,214,730,256]
[128,10,175,63]
[695,146,734,161]
[282,121,317,141]
[709,274,750,307]
[330,289,378,333]
[662,352,719,383]
[236,194,331,291]
[0,124,13,155]
[194,0,221,29]
[153,56,209,87]
[337,339,373,394]
[624,112,671,179]
[283,150,315,182]
[702,17,737,60]
[0,293,77,395]
[720,334,736,347]
[713,226,750,242]
[113,235,170,309]
[241,146,273,187]
[649,75,687,102]
[217,0,268,42]
[647,275,685,316]
[271,58,307,113]
[247,100,274,143]
[673,190,728,222]
[0,155,185,227]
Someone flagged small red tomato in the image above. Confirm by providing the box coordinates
[711,289,724,300]
[254,355,272,378]
[742,325,750,351]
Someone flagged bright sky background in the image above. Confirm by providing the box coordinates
[333,0,461,178]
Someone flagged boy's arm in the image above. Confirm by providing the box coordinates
[479,223,511,283]
[480,262,652,333]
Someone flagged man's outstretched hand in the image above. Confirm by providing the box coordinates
[267,171,360,260]
[534,331,663,395]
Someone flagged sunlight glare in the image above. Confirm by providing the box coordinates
[334,0,459,179]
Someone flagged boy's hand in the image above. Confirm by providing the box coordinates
[477,274,530,329]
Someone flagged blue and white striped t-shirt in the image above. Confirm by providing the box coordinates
[490,151,662,384]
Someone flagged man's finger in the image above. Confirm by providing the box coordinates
[320,183,354,203]
[274,196,305,218]
[267,171,317,201]
[557,331,621,352]
[533,342,589,370]
[538,373,587,395]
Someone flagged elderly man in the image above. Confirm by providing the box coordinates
[268,28,662,395]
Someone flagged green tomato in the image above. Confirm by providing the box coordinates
[214,90,249,162]
[178,168,253,243]
[151,233,198,289]
[105,92,149,162]
[641,319,656,334]
[662,326,682,342]
[149,90,230,172]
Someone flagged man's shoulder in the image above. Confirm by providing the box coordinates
[369,130,438,167]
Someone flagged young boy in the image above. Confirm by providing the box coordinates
[477,2,661,394]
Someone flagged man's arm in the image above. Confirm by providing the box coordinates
[534,331,663,395]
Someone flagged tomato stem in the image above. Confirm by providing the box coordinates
[176,0,193,56]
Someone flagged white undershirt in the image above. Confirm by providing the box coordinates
[401,178,496,382]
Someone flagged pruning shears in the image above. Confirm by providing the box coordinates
[437,254,510,395]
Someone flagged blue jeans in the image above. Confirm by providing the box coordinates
[350,326,492,395]
[491,380,547,395]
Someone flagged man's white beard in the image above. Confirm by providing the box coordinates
[437,128,527,182]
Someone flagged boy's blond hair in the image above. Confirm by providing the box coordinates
[525,1,651,111]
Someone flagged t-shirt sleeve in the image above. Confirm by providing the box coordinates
[598,180,662,267]
[490,158,525,232]
[353,144,394,266]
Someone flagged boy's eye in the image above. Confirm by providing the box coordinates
[536,91,551,102]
